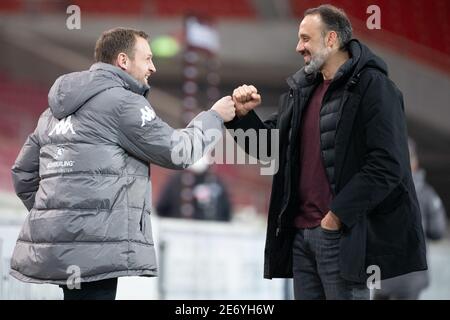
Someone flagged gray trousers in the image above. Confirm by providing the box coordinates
[292,226,370,300]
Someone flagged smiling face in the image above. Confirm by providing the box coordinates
[296,14,332,74]
[96,28,156,85]
[125,36,156,85]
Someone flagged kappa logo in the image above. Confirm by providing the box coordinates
[141,105,156,127]
[54,146,64,159]
[49,116,76,136]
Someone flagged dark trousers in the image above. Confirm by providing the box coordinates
[60,278,118,300]
[292,226,369,300]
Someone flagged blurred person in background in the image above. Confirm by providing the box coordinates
[9,27,235,300]
[373,137,447,300]
[228,4,427,299]
[157,155,232,222]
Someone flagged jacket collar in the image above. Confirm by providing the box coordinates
[286,68,320,90]
[90,62,150,97]
[286,39,363,90]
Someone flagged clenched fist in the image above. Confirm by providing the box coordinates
[232,84,262,117]
[211,96,236,122]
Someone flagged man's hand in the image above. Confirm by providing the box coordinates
[320,211,342,231]
[232,84,262,118]
[211,96,236,122]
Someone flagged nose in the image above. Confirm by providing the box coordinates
[296,40,305,54]
[149,60,156,73]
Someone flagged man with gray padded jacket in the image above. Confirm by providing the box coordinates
[9,28,235,300]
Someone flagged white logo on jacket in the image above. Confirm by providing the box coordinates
[54,147,64,159]
[49,116,76,136]
[141,105,156,127]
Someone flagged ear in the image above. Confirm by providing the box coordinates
[326,31,338,48]
[115,52,129,71]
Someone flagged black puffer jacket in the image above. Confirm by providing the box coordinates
[227,39,427,283]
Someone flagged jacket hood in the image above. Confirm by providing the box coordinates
[348,39,388,76]
[287,39,388,89]
[48,62,150,119]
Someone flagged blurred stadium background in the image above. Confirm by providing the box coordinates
[0,0,449,299]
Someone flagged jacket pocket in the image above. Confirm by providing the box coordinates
[373,183,408,215]
[367,197,408,257]
[139,208,145,233]
[139,208,153,244]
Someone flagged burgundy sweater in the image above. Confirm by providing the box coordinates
[295,80,334,229]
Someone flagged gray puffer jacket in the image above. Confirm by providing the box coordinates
[10,62,224,285]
